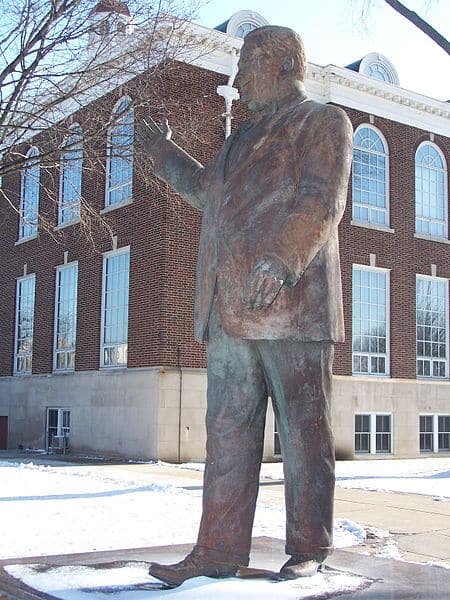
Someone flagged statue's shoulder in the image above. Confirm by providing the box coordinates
[288,99,352,137]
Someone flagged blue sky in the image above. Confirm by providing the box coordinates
[196,0,449,102]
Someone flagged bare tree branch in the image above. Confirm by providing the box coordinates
[383,0,449,55]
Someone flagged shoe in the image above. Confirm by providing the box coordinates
[280,555,323,579]
[148,546,239,585]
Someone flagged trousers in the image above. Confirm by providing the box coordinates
[196,301,335,565]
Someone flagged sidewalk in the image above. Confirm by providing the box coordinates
[94,460,450,568]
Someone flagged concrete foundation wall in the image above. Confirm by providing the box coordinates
[333,375,450,459]
[0,368,160,459]
[1,368,448,460]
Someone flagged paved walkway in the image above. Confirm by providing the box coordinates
[1,452,450,568]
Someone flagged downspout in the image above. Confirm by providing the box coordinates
[176,345,183,464]
[216,48,240,139]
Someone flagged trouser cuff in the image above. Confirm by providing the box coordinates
[285,544,333,561]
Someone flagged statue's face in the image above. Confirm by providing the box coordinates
[237,37,279,112]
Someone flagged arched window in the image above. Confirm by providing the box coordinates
[19,147,40,240]
[59,124,83,226]
[415,143,447,239]
[105,96,134,208]
[352,126,389,226]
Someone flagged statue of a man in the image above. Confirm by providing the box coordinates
[138,25,353,584]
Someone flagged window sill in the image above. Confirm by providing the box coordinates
[15,233,38,246]
[100,199,133,215]
[52,369,75,375]
[352,373,390,378]
[99,365,128,371]
[416,376,448,382]
[414,233,450,245]
[351,220,395,234]
[54,218,80,231]
[13,371,32,376]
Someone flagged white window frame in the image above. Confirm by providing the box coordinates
[18,147,40,241]
[53,262,78,372]
[13,274,36,375]
[100,246,130,368]
[352,124,390,228]
[414,142,448,240]
[355,413,393,455]
[352,265,390,377]
[419,414,450,453]
[416,275,449,379]
[104,96,134,210]
[46,407,71,451]
[58,124,83,227]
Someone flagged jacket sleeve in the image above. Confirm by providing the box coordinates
[264,104,353,286]
[148,137,212,211]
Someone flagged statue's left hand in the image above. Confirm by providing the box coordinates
[243,258,288,310]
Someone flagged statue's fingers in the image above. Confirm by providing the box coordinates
[163,118,173,140]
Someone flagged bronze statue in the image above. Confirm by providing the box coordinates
[138,25,353,584]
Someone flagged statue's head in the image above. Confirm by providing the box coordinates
[237,25,307,113]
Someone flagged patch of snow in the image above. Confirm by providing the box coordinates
[6,563,371,600]
[376,538,403,561]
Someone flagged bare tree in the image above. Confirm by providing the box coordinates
[0,0,218,241]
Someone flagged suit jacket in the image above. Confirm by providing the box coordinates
[150,96,353,343]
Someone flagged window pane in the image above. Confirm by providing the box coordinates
[106,98,134,207]
[416,277,448,378]
[101,250,130,366]
[54,264,78,370]
[60,127,82,225]
[20,149,40,239]
[352,268,388,375]
[415,144,447,239]
[14,276,36,373]
[352,127,388,225]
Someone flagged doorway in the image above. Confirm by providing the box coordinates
[46,408,71,452]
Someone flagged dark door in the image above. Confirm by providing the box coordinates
[0,416,8,450]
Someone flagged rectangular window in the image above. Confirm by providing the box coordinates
[101,247,130,367]
[19,149,40,239]
[355,413,392,455]
[54,263,78,371]
[438,416,450,452]
[352,266,389,376]
[416,276,448,378]
[419,415,450,453]
[14,274,36,374]
[355,414,371,453]
[419,415,434,452]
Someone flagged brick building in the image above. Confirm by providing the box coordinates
[0,8,449,460]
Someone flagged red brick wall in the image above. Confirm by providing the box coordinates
[334,107,450,378]
[0,63,449,381]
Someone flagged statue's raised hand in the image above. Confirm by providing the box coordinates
[137,117,172,153]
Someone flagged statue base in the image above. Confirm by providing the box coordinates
[1,537,449,599]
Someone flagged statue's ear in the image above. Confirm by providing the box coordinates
[282,56,294,72]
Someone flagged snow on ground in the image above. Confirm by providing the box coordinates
[0,460,364,560]
[2,456,449,600]
[258,457,450,499]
